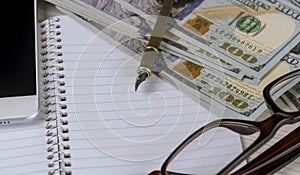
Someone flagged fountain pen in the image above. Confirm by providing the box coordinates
[134,0,174,91]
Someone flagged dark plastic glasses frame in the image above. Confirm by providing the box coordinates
[149,69,300,175]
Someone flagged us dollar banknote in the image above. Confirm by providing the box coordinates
[114,0,300,79]
[45,0,258,82]
[47,0,287,84]
[157,51,300,120]
[162,39,300,85]
[69,0,299,84]
[56,8,300,120]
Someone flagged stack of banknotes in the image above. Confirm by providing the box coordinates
[44,0,300,120]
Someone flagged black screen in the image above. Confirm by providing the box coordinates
[0,1,37,98]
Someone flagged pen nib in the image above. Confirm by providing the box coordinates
[135,71,149,91]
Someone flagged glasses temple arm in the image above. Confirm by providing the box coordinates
[217,116,285,175]
[231,126,300,175]
[245,142,300,175]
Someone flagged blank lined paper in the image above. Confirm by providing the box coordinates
[0,118,48,175]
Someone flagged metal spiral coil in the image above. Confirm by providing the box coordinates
[40,17,72,175]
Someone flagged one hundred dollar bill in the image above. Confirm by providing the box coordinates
[114,0,300,79]
[45,0,258,82]
[46,0,293,84]
[157,52,300,120]
[163,39,300,85]
[55,7,300,120]
[47,0,300,83]
[70,0,299,84]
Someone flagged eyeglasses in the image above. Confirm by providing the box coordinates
[148,69,300,175]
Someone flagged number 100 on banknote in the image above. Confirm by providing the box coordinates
[173,0,300,79]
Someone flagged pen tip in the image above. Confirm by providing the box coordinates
[135,72,149,91]
[134,84,139,92]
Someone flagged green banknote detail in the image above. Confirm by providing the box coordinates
[236,16,262,34]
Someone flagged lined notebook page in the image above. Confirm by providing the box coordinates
[58,15,243,174]
[0,117,48,175]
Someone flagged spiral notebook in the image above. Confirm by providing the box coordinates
[0,15,244,175]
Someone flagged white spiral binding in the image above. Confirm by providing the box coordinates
[40,17,72,175]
